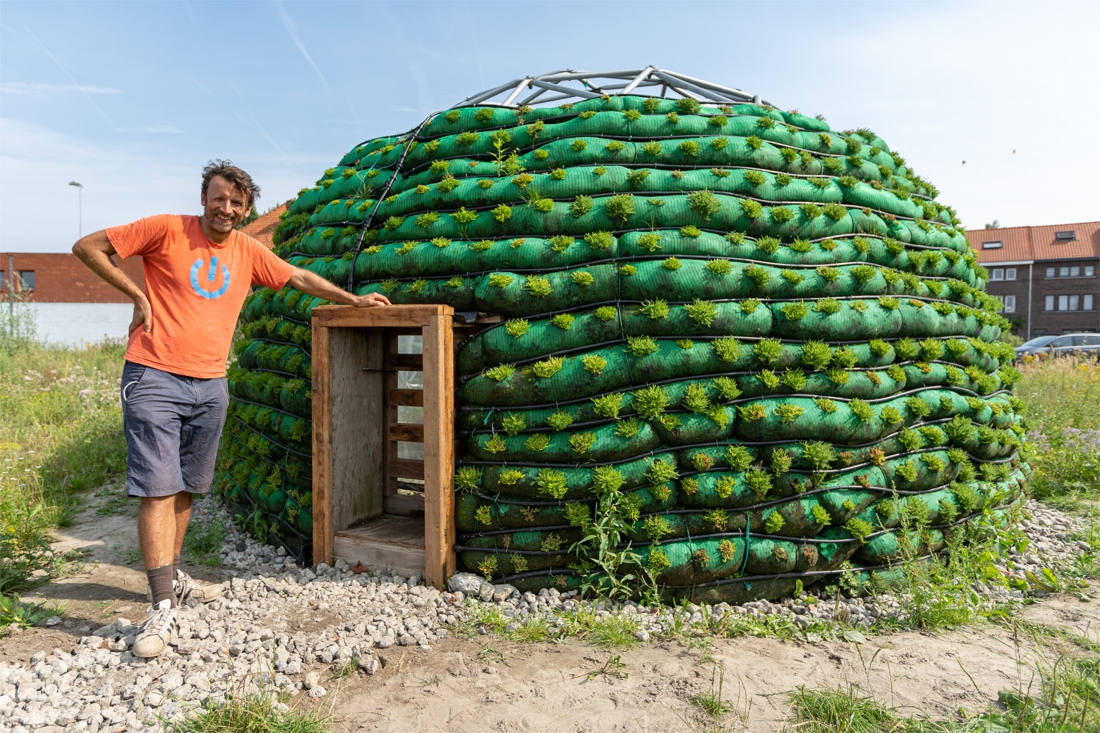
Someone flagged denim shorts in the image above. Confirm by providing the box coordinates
[120,361,229,498]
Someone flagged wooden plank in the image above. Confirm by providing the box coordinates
[389,423,425,443]
[383,340,398,497]
[311,322,332,566]
[332,536,423,577]
[422,314,456,589]
[389,389,424,406]
[382,490,424,512]
[312,304,452,329]
[338,514,423,544]
[330,328,386,533]
[388,354,423,369]
[384,492,425,516]
[333,516,424,577]
[389,475,424,493]
[389,458,425,480]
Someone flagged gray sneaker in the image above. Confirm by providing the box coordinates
[132,600,177,658]
[146,570,225,605]
[175,569,224,603]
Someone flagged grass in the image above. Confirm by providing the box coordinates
[0,330,127,593]
[787,647,1100,733]
[461,603,644,648]
[167,688,330,733]
[460,591,859,650]
[184,509,227,567]
[692,665,733,720]
[333,658,359,681]
[787,685,946,732]
[586,654,628,681]
[1015,356,1100,509]
[0,593,65,636]
[114,545,143,566]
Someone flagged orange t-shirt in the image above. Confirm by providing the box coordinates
[108,214,295,378]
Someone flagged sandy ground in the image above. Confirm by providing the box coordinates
[6,488,1098,732]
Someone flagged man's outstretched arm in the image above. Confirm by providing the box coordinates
[73,231,153,334]
[286,268,391,308]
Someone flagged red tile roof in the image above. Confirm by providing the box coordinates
[967,221,1100,263]
[240,203,288,249]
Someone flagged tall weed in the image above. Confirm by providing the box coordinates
[1016,357,1100,506]
[0,339,127,591]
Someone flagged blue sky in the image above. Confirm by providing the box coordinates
[2,0,1097,252]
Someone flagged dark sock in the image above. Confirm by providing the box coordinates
[147,564,176,608]
[173,554,180,579]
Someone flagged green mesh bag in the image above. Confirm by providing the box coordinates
[225,75,1025,599]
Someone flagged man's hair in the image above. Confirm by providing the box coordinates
[201,159,261,208]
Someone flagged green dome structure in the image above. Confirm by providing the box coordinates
[220,67,1028,603]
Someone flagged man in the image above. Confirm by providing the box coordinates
[73,160,390,658]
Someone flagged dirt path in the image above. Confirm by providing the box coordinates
[5,491,1097,732]
[2,483,227,666]
[325,595,1098,732]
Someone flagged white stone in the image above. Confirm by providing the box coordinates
[447,573,483,594]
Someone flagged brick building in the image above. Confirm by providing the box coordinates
[1,251,145,303]
[967,221,1100,338]
[1,207,282,344]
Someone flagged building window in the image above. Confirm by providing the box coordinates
[1048,265,1093,278]
[1055,230,1077,241]
[982,241,1003,249]
[1051,294,1088,311]
[16,270,35,290]
[991,268,1004,281]
[1006,267,1016,281]
[0,270,5,291]
[1003,295,1016,313]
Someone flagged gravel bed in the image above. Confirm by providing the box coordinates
[0,498,1089,732]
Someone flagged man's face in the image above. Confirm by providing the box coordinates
[201,175,250,234]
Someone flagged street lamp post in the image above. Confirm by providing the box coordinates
[68,181,83,238]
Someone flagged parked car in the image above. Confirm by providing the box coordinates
[1015,333,1100,360]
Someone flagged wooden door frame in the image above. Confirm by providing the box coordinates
[311,304,456,588]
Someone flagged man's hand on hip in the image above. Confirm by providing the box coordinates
[128,294,154,335]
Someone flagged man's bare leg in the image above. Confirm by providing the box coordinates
[138,495,179,568]
[173,491,192,575]
[138,495,180,606]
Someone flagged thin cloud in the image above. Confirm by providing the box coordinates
[229,80,288,162]
[1,82,122,96]
[147,43,287,161]
[119,124,183,134]
[14,17,122,133]
[274,3,330,93]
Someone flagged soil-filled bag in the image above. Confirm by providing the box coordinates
[224,83,1022,597]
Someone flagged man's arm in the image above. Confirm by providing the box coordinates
[286,268,391,308]
[73,231,152,334]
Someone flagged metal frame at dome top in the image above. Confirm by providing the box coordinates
[453,66,776,110]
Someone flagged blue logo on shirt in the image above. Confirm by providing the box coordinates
[190,257,230,299]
